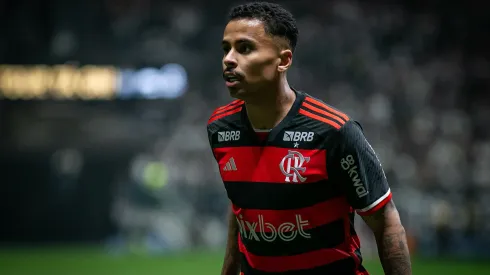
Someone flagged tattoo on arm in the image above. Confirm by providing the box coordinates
[362,201,412,275]
[379,227,412,275]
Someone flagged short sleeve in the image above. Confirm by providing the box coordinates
[207,125,213,148]
[330,121,392,216]
[207,123,220,162]
[207,121,220,149]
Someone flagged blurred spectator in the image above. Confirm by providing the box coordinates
[0,0,489,258]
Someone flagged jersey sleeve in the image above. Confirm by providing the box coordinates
[207,122,220,162]
[330,120,392,216]
[207,124,213,148]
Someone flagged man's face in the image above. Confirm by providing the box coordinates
[222,19,282,99]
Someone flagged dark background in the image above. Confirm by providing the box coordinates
[0,0,489,274]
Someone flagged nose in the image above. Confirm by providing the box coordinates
[223,50,237,68]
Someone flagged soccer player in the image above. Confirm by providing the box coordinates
[207,2,412,275]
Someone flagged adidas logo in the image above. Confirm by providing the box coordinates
[223,157,237,171]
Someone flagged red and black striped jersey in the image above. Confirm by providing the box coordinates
[207,90,392,275]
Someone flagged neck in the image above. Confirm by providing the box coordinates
[245,79,295,130]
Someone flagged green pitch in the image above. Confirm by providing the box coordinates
[0,247,489,275]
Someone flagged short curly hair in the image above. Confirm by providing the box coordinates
[228,2,299,52]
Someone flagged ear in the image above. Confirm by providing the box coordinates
[277,49,293,73]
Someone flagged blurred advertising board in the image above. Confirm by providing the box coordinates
[0,64,188,100]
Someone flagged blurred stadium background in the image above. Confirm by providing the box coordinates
[0,0,489,274]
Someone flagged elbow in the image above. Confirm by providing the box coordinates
[374,221,407,241]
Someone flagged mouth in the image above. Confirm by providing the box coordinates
[223,72,242,87]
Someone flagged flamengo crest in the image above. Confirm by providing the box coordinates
[280,150,310,183]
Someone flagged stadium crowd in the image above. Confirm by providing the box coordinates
[2,0,489,257]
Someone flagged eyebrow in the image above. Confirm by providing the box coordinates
[222,38,255,46]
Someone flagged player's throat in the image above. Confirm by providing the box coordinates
[244,86,296,130]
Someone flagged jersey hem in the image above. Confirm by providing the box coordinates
[356,189,392,216]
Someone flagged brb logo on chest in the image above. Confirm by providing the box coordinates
[218,131,240,142]
[280,150,310,183]
[237,214,311,242]
[283,131,314,142]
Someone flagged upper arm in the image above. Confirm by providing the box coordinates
[361,200,402,236]
[329,121,392,217]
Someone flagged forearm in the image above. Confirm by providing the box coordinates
[362,200,412,275]
[221,207,240,275]
[374,224,412,275]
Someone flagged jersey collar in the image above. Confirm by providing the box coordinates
[240,88,305,144]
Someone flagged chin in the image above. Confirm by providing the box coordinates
[228,88,247,100]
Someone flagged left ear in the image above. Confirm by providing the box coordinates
[277,49,293,72]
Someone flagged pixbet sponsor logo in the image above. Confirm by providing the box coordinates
[236,214,311,242]
[340,154,369,198]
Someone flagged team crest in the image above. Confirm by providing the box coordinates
[279,150,310,183]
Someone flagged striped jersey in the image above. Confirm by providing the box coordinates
[207,90,392,275]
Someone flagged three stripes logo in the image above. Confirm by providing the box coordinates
[208,100,244,125]
[223,157,237,171]
[299,97,350,130]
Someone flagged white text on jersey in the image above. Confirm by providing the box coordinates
[236,214,311,242]
[218,131,240,142]
[283,131,314,142]
[341,154,369,198]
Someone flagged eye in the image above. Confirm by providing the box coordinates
[237,44,253,54]
[222,45,231,54]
